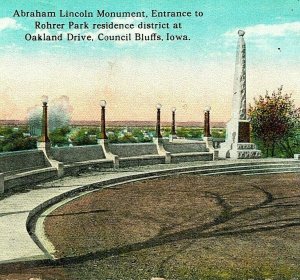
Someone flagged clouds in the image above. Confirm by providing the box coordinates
[224,21,300,38]
[0,17,22,32]
[222,21,300,59]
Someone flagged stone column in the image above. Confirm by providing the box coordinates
[171,107,176,136]
[204,107,211,137]
[41,101,50,142]
[156,104,162,138]
[100,100,108,140]
[37,98,51,155]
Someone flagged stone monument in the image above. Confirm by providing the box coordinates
[219,30,261,159]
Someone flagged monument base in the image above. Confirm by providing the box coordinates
[219,119,261,159]
[230,143,261,159]
[219,142,261,159]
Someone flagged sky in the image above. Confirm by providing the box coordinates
[0,0,299,122]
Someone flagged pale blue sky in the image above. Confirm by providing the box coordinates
[0,0,299,121]
[1,0,299,60]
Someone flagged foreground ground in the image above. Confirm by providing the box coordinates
[1,173,300,280]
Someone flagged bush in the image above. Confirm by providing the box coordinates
[176,127,203,139]
[49,126,71,147]
[0,126,37,152]
[70,128,98,146]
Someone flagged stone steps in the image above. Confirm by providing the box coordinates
[244,169,299,176]
[202,166,300,176]
[173,161,300,176]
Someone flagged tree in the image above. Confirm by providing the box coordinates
[49,126,71,147]
[249,86,300,157]
[0,126,37,152]
[69,128,98,146]
[27,96,73,136]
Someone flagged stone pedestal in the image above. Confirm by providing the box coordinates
[37,141,51,155]
[97,138,119,168]
[37,141,65,177]
[153,137,171,163]
[169,134,178,142]
[203,136,218,159]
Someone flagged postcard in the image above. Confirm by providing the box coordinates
[0,1,299,279]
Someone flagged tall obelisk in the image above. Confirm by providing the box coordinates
[219,30,261,159]
[233,30,247,121]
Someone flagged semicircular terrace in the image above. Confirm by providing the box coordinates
[0,158,299,266]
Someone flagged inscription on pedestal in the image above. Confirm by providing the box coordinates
[238,121,250,143]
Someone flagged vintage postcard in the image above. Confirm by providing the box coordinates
[0,1,299,279]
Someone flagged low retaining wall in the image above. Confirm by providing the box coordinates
[0,149,57,192]
[162,140,213,163]
[0,150,50,174]
[170,152,213,163]
[108,143,159,157]
[62,160,114,176]
[163,141,209,154]
[4,168,57,191]
[50,145,106,163]
[0,140,215,193]
[50,145,113,175]
[108,143,166,167]
[118,156,166,168]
